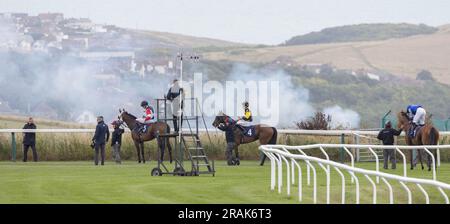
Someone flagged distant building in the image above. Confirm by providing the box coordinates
[38,13,64,24]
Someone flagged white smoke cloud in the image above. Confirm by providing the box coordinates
[323,105,360,129]
[226,64,315,127]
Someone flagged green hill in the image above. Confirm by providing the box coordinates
[283,23,438,46]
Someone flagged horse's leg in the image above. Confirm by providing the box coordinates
[234,145,240,166]
[418,149,424,170]
[159,137,165,162]
[140,142,145,163]
[167,137,173,163]
[226,142,235,166]
[134,141,141,163]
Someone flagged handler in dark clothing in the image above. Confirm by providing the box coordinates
[22,117,37,162]
[92,116,110,166]
[377,121,402,169]
[217,117,236,165]
[111,120,124,164]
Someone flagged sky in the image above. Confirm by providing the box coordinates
[1,0,449,44]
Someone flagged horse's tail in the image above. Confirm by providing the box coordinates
[269,127,278,144]
[429,126,438,145]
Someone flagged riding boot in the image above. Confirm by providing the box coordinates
[173,115,178,133]
[226,142,235,166]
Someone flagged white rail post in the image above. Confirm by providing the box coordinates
[297,149,317,203]
[381,177,394,204]
[333,166,346,204]
[423,147,436,181]
[437,187,449,204]
[395,147,407,177]
[276,154,283,194]
[348,171,359,204]
[399,181,412,204]
[368,147,380,183]
[364,175,377,204]
[279,154,291,197]
[317,162,330,204]
[416,184,429,204]
[343,146,355,183]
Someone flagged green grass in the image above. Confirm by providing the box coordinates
[0,160,449,204]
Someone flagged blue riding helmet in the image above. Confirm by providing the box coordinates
[406,105,422,115]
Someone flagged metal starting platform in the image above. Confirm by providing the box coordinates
[150,97,215,176]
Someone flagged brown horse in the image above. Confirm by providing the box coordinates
[119,109,172,163]
[212,113,277,166]
[397,111,439,171]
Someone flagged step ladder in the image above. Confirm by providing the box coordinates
[182,112,215,176]
[181,133,214,176]
[358,148,384,162]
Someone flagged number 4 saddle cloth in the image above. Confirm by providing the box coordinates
[237,125,256,137]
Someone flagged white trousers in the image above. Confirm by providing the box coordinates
[237,120,252,126]
[136,118,155,124]
[413,107,426,125]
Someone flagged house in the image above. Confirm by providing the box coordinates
[38,13,64,24]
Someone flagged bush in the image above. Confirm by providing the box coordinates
[416,69,434,81]
[296,112,331,130]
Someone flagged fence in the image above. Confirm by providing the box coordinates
[2,129,450,161]
[259,144,450,204]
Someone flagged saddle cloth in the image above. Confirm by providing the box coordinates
[135,123,153,134]
[237,125,256,137]
[409,125,423,138]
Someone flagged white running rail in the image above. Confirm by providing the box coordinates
[260,145,450,204]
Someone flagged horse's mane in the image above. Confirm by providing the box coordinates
[124,111,137,120]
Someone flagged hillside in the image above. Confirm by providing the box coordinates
[283,23,438,46]
[204,24,450,85]
[126,29,249,50]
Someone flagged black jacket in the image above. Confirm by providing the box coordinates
[22,123,37,145]
[218,123,235,143]
[377,128,402,145]
[111,128,124,146]
[92,121,110,145]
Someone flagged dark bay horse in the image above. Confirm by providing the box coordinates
[119,109,172,163]
[397,111,439,171]
[212,113,277,166]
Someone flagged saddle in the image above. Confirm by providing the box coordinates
[409,125,423,138]
[237,125,256,137]
[135,123,153,134]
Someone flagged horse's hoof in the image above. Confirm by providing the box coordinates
[138,161,141,163]
[422,166,424,170]
[410,167,414,170]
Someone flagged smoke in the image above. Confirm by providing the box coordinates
[323,105,360,129]
[0,16,360,128]
[225,64,315,127]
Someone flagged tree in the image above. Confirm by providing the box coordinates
[296,112,331,130]
[416,69,434,81]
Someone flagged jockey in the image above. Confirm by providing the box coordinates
[237,101,253,126]
[136,100,155,133]
[406,104,426,137]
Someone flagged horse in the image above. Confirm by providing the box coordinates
[118,109,172,164]
[212,112,277,166]
[397,111,439,171]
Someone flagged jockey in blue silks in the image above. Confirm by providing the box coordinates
[406,104,426,137]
